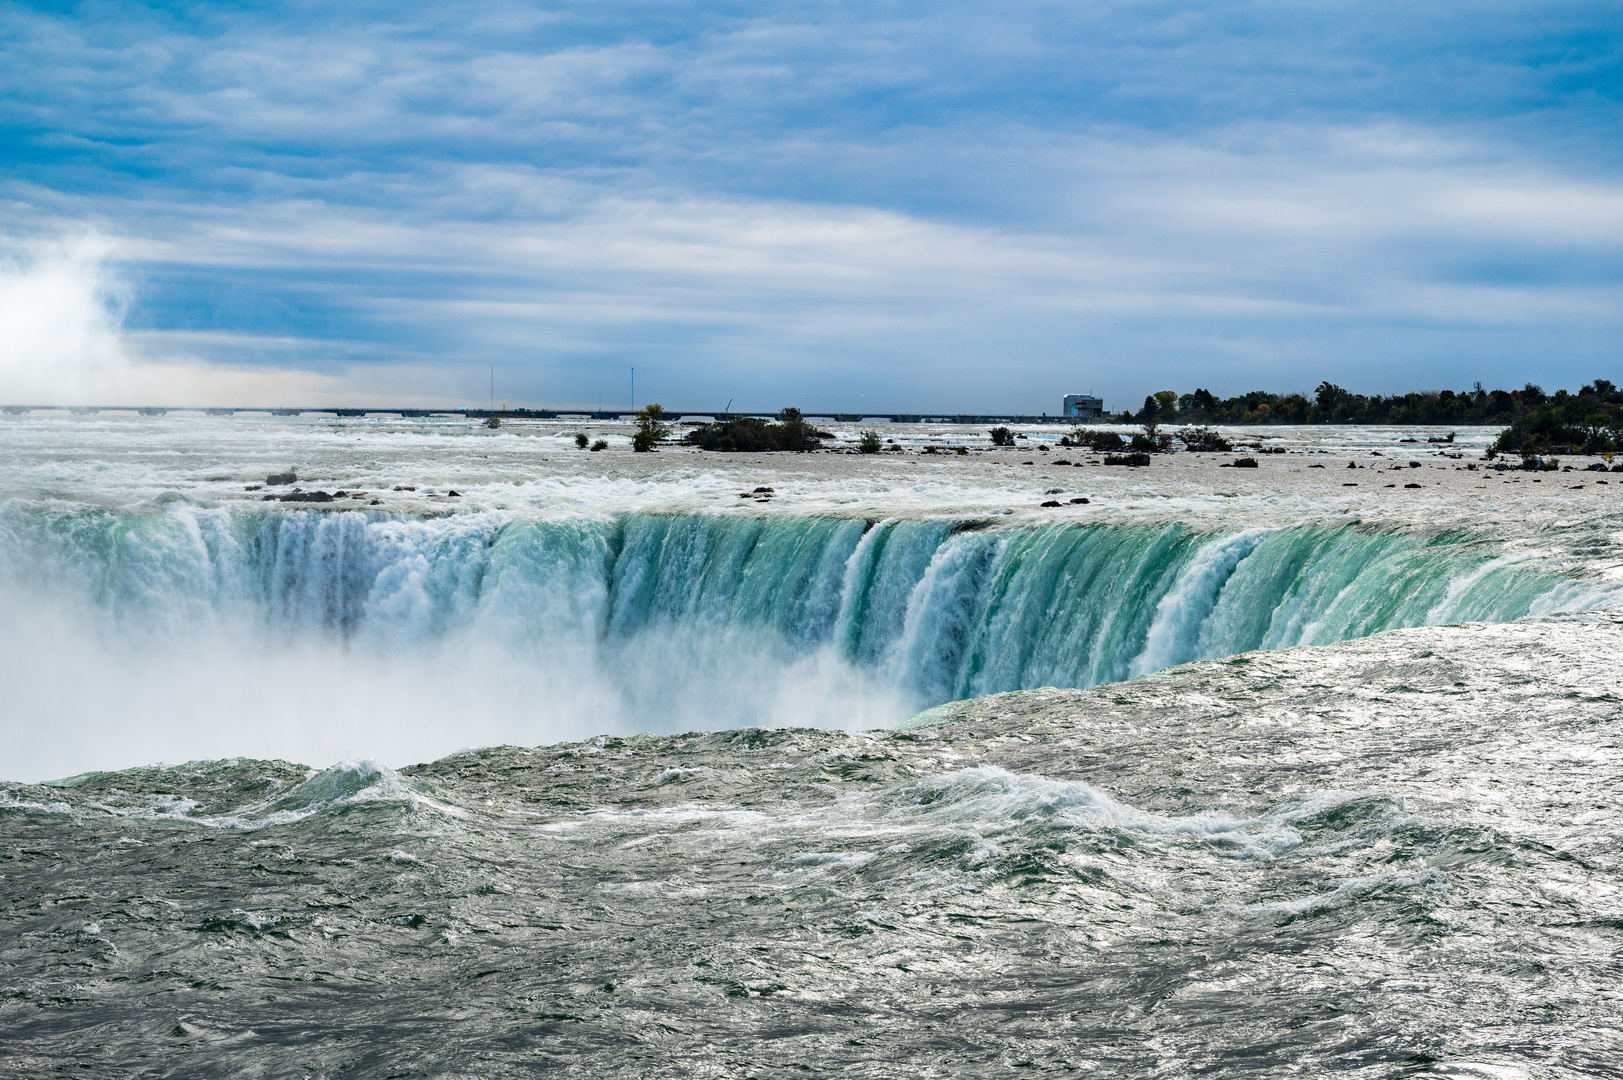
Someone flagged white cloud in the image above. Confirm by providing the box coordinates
[4,117,1621,409]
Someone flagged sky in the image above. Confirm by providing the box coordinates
[1,0,1620,412]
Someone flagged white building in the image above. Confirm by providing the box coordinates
[1063,394,1104,420]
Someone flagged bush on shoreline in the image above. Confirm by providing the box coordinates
[1060,429,1125,451]
[685,408,831,452]
[1175,426,1233,452]
[631,404,672,452]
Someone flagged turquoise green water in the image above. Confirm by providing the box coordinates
[0,504,1605,705]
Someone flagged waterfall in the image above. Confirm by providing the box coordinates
[2,503,1608,710]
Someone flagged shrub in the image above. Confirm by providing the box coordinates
[685,407,830,452]
[590,439,608,452]
[631,404,672,452]
[1069,430,1125,451]
[989,426,1014,446]
[575,433,589,448]
[858,430,883,453]
[1175,426,1232,452]
[1103,452,1151,466]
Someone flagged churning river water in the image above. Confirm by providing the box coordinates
[2,415,1621,1077]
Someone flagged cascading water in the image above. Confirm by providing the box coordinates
[5,416,1619,1077]
[2,502,1610,714]
[8,498,1620,1076]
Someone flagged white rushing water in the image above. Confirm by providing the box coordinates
[4,616,1621,1076]
[2,413,1621,779]
[5,415,1623,1078]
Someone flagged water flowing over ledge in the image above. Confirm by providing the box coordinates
[3,503,1611,708]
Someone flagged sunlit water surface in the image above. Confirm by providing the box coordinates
[2,416,1621,1076]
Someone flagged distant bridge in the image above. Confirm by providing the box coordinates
[0,405,1085,425]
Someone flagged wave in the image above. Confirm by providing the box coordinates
[3,758,460,829]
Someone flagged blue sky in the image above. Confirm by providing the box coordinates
[1,0,1620,411]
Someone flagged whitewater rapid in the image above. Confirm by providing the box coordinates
[5,616,1621,1077]
[3,414,1622,779]
[5,415,1623,1077]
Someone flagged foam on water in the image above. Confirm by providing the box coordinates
[230,760,464,828]
[2,492,1620,779]
[3,617,1620,1076]
[1,758,459,830]
[895,766,1307,859]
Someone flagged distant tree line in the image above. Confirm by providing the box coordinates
[1120,380,1623,454]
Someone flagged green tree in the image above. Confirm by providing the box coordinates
[632,404,671,452]
[1315,381,1349,414]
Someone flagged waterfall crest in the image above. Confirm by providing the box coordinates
[2,503,1604,706]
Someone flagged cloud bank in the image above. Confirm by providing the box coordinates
[1,0,1619,410]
